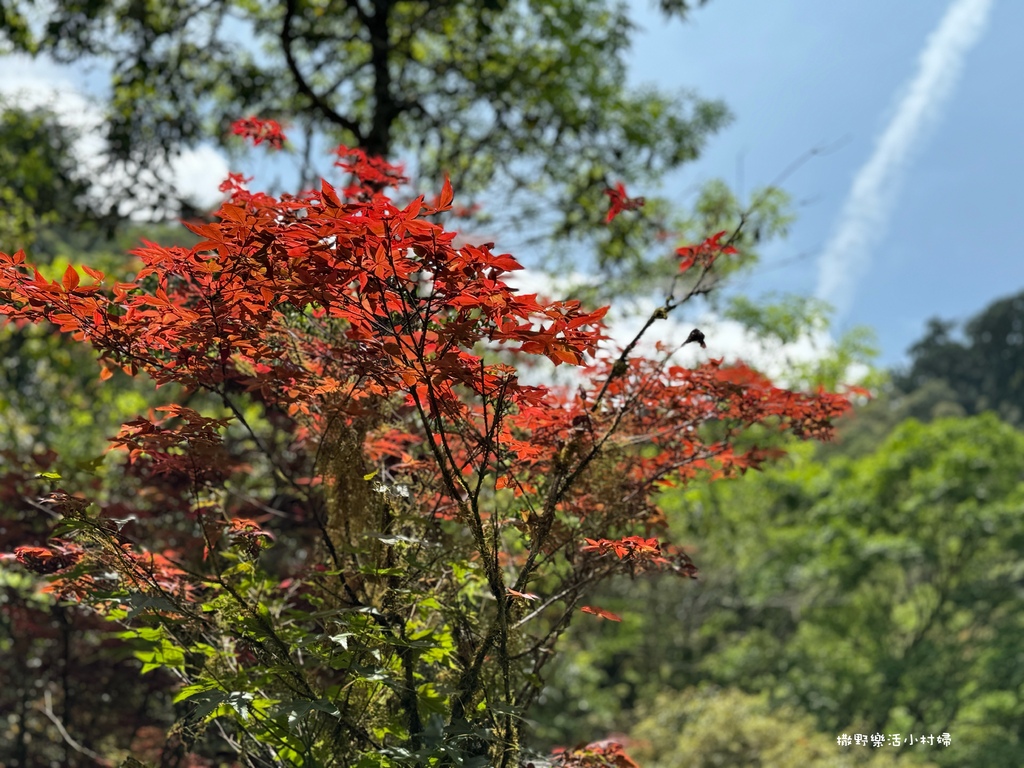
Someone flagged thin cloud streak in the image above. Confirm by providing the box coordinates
[816,0,993,318]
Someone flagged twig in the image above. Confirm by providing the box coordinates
[40,690,108,762]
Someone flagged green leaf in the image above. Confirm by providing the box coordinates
[119,626,186,674]
[121,593,180,620]
[173,682,217,704]
[74,454,106,473]
[273,699,342,724]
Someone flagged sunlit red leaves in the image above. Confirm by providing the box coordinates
[580,605,622,622]
[231,117,287,149]
[1,156,850,643]
[218,171,253,196]
[676,230,737,273]
[0,253,106,341]
[109,406,238,484]
[552,740,640,767]
[505,301,610,366]
[479,350,850,581]
[603,182,645,223]
[579,536,698,579]
[69,543,187,603]
[582,535,661,561]
[364,425,422,466]
[682,360,851,440]
[1,169,615,428]
[334,145,408,195]
[430,175,455,213]
[14,541,83,574]
[111,406,229,449]
[227,518,274,558]
[11,522,191,601]
[596,355,850,450]
[124,548,189,595]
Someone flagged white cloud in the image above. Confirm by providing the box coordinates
[169,145,232,210]
[0,54,229,216]
[815,0,993,318]
[507,268,845,387]
[602,300,838,384]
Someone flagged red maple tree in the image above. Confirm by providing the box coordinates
[0,122,850,766]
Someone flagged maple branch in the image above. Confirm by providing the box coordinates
[511,562,614,632]
[450,625,498,721]
[510,342,701,598]
[587,145,840,417]
[40,690,106,762]
[213,392,283,484]
[511,392,643,595]
[512,565,619,713]
[402,358,513,729]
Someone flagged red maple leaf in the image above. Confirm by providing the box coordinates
[581,605,622,622]
[603,181,645,223]
[231,117,287,149]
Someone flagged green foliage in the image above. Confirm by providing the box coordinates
[839,287,1024,460]
[0,316,154,466]
[823,379,966,460]
[724,292,881,390]
[542,415,1024,767]
[0,101,103,254]
[631,686,932,768]
[564,179,795,305]
[685,415,1024,768]
[894,290,1024,426]
[0,0,730,253]
[725,294,831,346]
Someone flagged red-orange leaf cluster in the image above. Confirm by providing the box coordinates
[580,605,622,622]
[231,116,287,149]
[14,541,83,574]
[583,535,661,560]
[604,181,646,223]
[0,143,854,767]
[334,144,410,196]
[676,230,737,273]
[553,740,640,768]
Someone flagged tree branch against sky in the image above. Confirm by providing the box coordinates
[0,0,730,252]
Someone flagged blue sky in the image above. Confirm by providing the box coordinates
[2,0,1018,370]
[628,0,1021,366]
